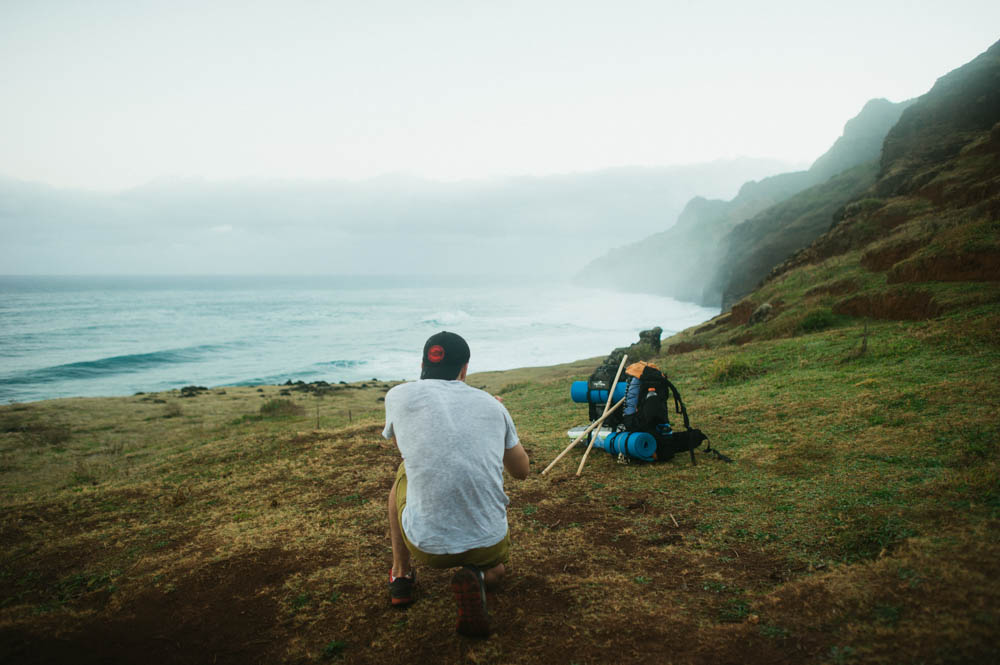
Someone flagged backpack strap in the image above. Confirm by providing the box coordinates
[662,378,698,464]
[703,435,734,463]
[663,378,691,430]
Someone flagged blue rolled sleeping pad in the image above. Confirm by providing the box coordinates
[623,377,641,417]
[594,431,657,462]
[570,380,627,404]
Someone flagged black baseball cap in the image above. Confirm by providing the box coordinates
[421,331,470,380]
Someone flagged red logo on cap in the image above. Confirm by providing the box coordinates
[427,345,445,363]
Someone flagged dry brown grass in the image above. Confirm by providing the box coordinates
[2,316,999,664]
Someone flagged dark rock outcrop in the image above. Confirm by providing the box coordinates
[589,327,663,383]
[747,303,773,325]
[637,326,663,354]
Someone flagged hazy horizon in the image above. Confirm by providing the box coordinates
[0,156,794,276]
[1,156,803,195]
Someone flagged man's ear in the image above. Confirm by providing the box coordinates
[458,363,469,381]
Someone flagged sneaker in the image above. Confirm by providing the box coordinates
[451,566,490,637]
[388,569,415,607]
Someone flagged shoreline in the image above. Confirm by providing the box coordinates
[1,351,612,406]
[0,354,608,407]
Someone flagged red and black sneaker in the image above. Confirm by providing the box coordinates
[451,566,490,637]
[388,569,415,607]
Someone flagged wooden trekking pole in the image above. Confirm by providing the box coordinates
[541,397,625,475]
[576,354,628,476]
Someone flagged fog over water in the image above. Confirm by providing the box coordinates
[0,159,792,276]
[2,3,997,277]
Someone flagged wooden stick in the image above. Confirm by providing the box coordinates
[541,397,624,475]
[576,354,628,477]
[600,355,627,421]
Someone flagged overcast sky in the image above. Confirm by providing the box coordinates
[2,1,998,192]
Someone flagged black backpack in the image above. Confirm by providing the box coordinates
[590,362,727,465]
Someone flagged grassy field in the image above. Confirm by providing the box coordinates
[2,304,998,664]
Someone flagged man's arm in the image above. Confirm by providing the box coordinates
[503,443,530,479]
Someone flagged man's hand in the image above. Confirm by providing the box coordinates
[503,443,530,479]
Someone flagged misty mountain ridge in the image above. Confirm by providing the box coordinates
[578,96,916,306]
[712,42,1000,309]
[0,158,796,276]
[768,38,1000,287]
[713,161,880,308]
[676,37,999,349]
[809,98,917,180]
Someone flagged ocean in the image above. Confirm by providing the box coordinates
[0,276,718,403]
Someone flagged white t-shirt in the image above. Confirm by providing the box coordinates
[382,379,520,554]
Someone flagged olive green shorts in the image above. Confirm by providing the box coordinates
[394,462,511,570]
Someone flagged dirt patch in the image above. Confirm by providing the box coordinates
[695,313,732,335]
[869,206,920,234]
[1,548,298,665]
[834,289,943,321]
[286,430,336,446]
[860,240,926,272]
[668,341,706,355]
[0,538,113,612]
[805,279,860,298]
[510,488,550,506]
[529,496,609,530]
[2,503,79,544]
[888,249,1000,284]
[730,300,757,326]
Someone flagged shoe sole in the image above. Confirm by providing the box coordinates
[451,568,490,638]
[389,571,415,607]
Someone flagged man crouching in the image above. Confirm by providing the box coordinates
[383,331,530,637]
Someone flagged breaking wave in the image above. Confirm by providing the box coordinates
[321,359,366,368]
[421,310,472,326]
[0,345,225,386]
